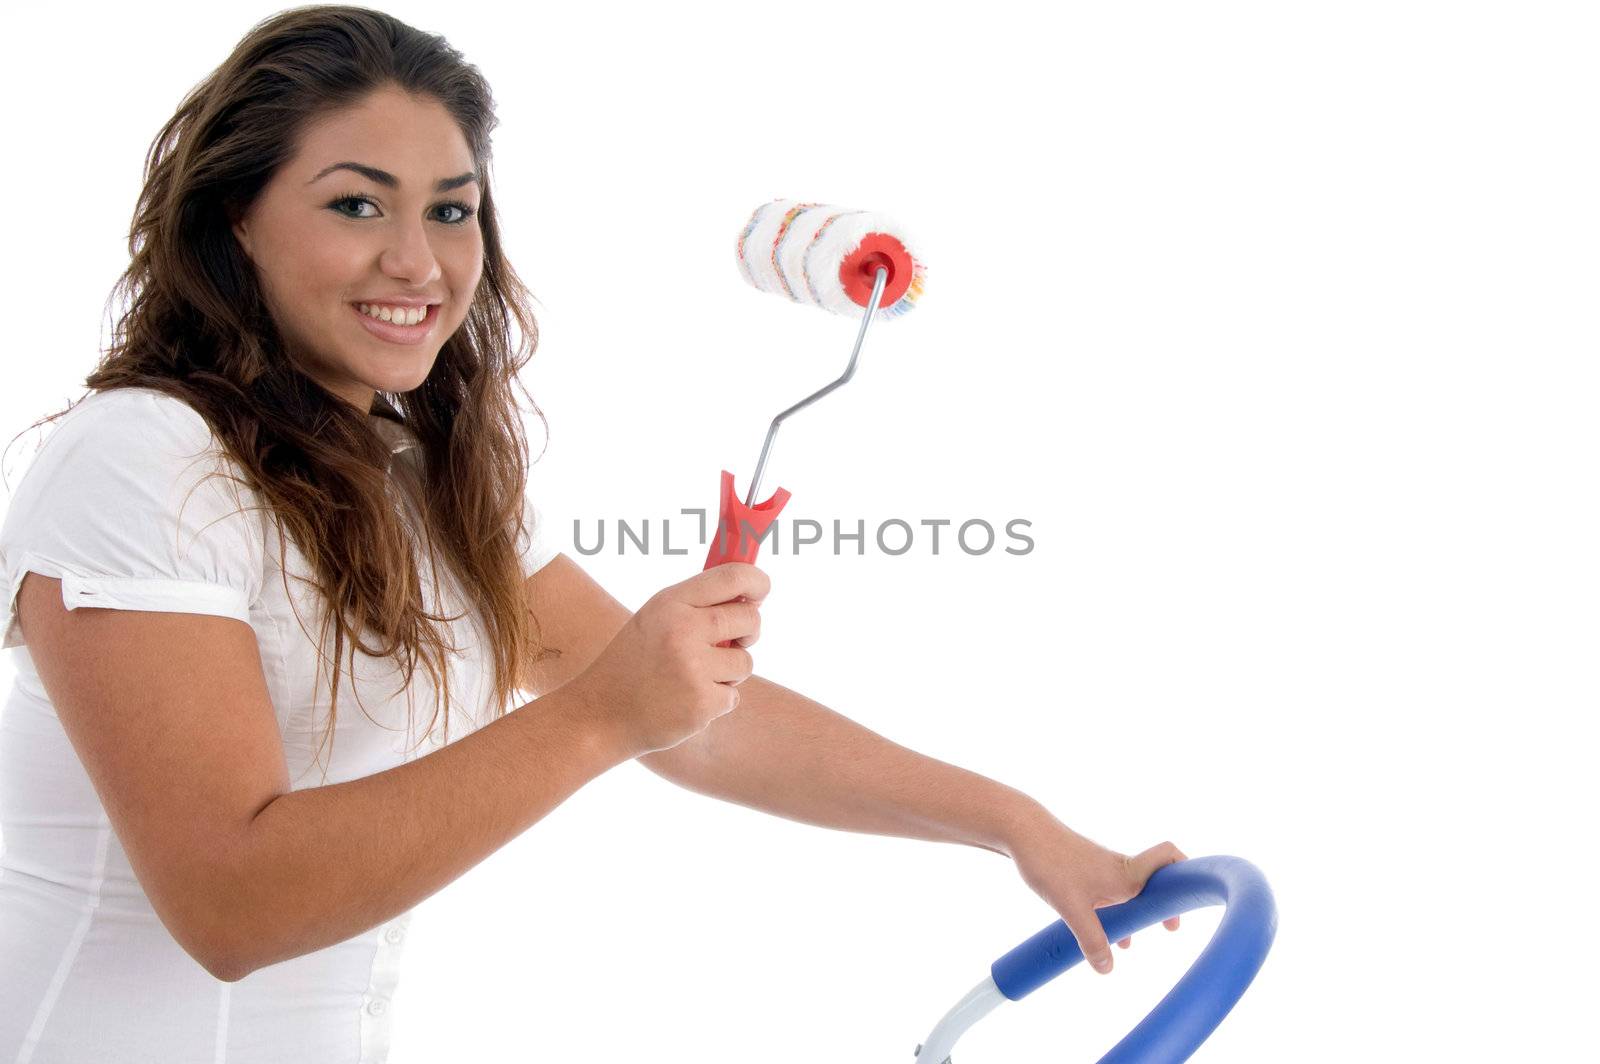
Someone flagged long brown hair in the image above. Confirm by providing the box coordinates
[10,4,558,772]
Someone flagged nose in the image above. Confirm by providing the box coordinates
[378,216,442,289]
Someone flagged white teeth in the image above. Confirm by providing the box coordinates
[357,303,428,325]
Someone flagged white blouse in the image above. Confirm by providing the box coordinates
[0,387,559,1063]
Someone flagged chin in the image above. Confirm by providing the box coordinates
[363,357,437,393]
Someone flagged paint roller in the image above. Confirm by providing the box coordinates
[702,198,928,573]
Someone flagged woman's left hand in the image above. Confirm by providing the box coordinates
[1006,812,1187,975]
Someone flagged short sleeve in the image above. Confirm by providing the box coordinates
[0,389,267,650]
[516,492,560,579]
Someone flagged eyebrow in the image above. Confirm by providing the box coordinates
[308,161,479,193]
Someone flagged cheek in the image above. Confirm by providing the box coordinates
[261,215,366,304]
[443,244,485,311]
[446,233,483,276]
[298,228,370,297]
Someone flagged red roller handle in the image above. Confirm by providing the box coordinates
[702,469,790,648]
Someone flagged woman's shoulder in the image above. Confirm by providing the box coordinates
[9,387,241,518]
[60,386,217,443]
[21,386,231,479]
[0,387,269,652]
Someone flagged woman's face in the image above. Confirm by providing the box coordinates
[231,86,484,412]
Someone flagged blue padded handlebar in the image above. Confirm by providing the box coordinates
[989,855,1276,1063]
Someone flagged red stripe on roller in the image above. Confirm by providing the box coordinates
[838,233,914,309]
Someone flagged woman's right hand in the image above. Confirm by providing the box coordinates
[572,562,770,758]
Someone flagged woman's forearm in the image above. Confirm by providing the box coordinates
[214,681,630,980]
[646,674,1049,858]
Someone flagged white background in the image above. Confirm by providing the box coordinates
[3,2,1596,1060]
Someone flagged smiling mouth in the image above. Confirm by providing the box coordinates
[349,302,440,344]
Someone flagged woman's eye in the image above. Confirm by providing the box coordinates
[329,196,476,225]
[331,196,378,219]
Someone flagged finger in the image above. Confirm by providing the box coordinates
[1117,937,1131,949]
[1162,846,1189,933]
[733,601,762,647]
[1064,905,1114,975]
[714,683,740,716]
[710,645,755,685]
[704,601,761,647]
[685,562,770,608]
[705,600,760,646]
[1127,841,1186,889]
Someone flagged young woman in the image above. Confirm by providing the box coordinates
[0,6,1183,1060]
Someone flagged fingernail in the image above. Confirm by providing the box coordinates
[1094,956,1111,973]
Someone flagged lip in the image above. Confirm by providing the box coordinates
[353,297,440,308]
[350,302,439,345]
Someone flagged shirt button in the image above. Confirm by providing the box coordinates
[385,926,405,945]
[367,996,389,1017]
